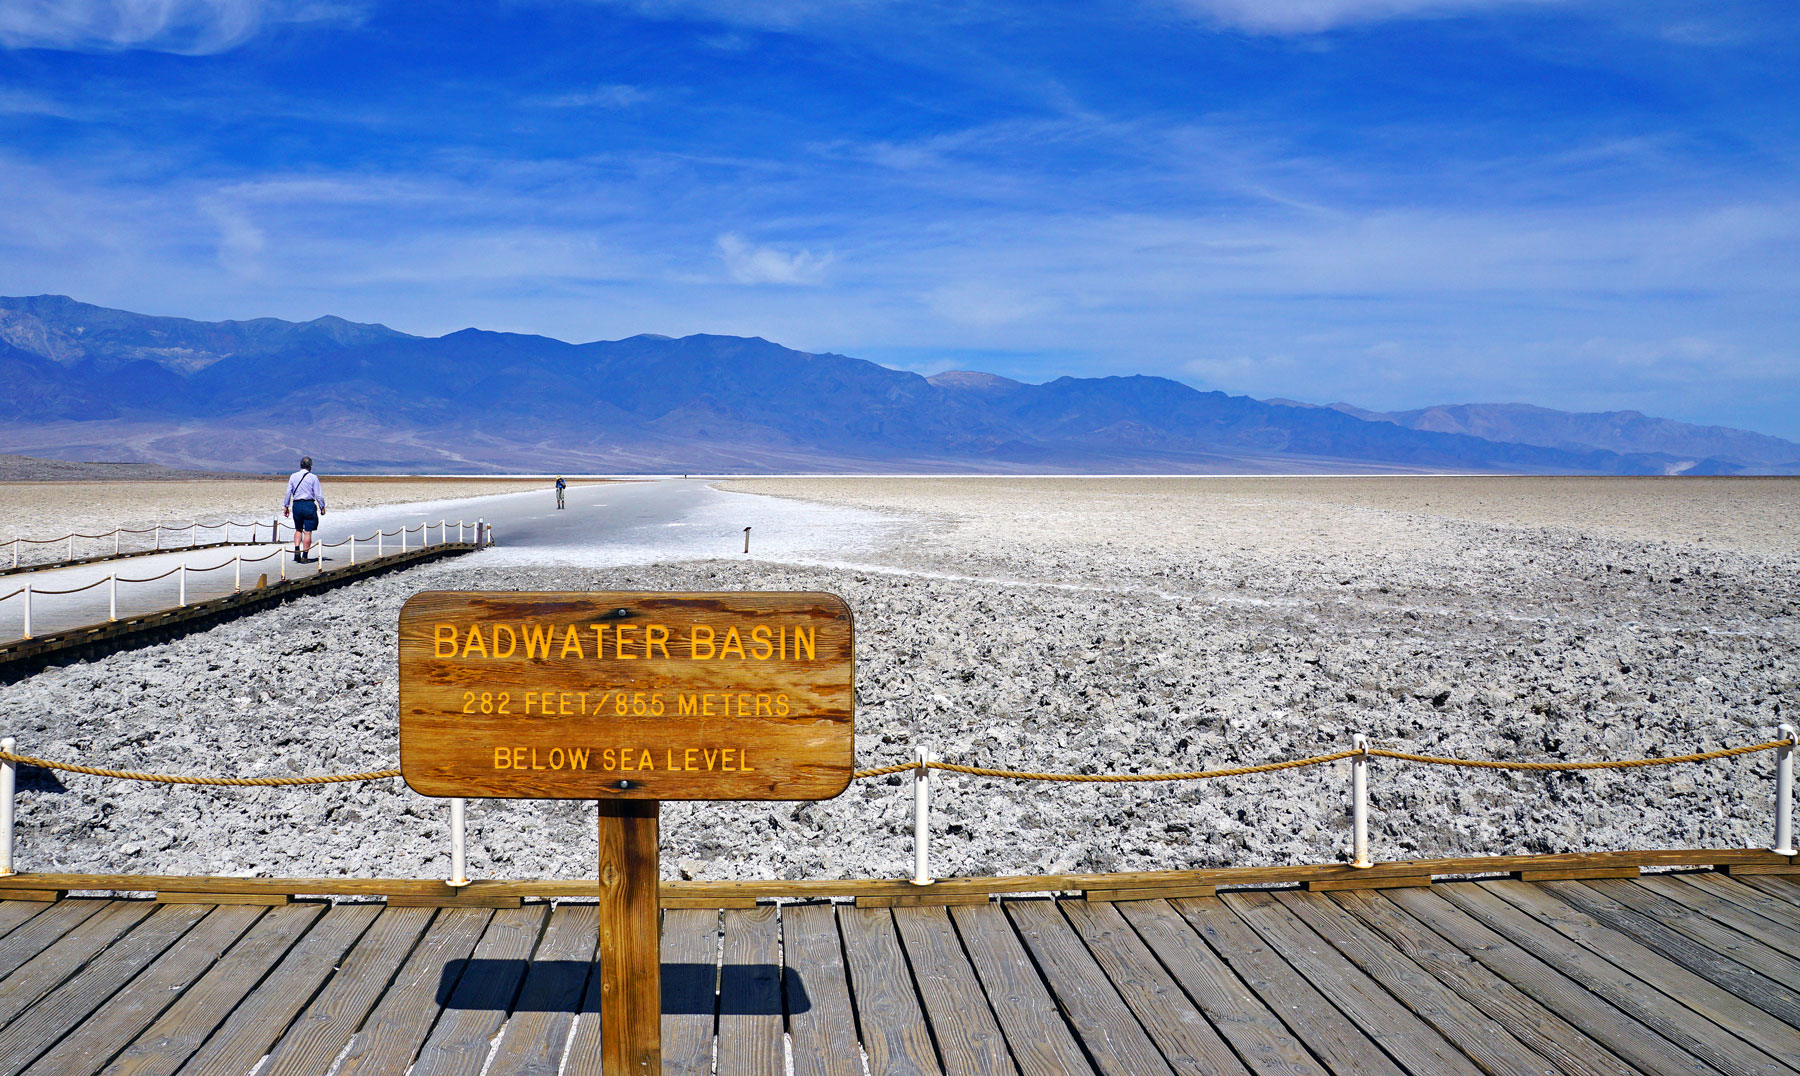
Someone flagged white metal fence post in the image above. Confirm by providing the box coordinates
[234,555,242,592]
[377,531,383,558]
[401,526,406,554]
[178,563,186,606]
[109,574,117,621]
[1775,723,1797,857]
[478,518,485,547]
[1351,734,1372,868]
[10,541,16,569]
[449,797,468,886]
[0,736,15,876]
[114,530,120,555]
[67,534,74,561]
[155,525,161,550]
[912,747,934,885]
[349,536,356,565]
[21,583,31,640]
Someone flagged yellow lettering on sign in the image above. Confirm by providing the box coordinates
[794,626,815,660]
[647,624,670,658]
[494,747,510,769]
[751,625,773,660]
[690,625,715,659]
[678,695,698,716]
[720,627,745,659]
[493,626,517,658]
[435,624,458,657]
[464,625,488,657]
[522,624,555,659]
[616,625,639,659]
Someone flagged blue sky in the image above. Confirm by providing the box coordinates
[2,0,1797,436]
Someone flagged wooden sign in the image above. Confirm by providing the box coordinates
[397,590,855,801]
[398,589,857,1076]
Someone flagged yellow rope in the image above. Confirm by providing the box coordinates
[0,750,400,787]
[3,737,1788,788]
[1368,738,1789,771]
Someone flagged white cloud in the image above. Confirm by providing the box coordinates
[925,282,1049,327]
[1172,0,1562,33]
[0,0,359,55]
[716,233,833,285]
[541,84,652,109]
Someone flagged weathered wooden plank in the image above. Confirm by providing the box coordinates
[1328,889,1638,1076]
[718,905,784,1076]
[1083,885,1215,903]
[1732,874,1800,905]
[0,891,63,903]
[1004,898,1175,1076]
[839,906,942,1076]
[3,848,1789,903]
[948,903,1095,1076]
[0,899,116,983]
[1667,872,1800,937]
[154,893,290,906]
[1302,874,1432,892]
[99,905,325,1076]
[856,892,991,908]
[1484,879,1800,1057]
[22,906,266,1076]
[1584,878,1800,991]
[1117,899,1336,1076]
[173,903,381,1076]
[893,906,1019,1076]
[0,901,53,940]
[1385,886,1721,1076]
[487,904,599,1076]
[1271,888,1567,1076]
[333,908,494,1076]
[1171,896,1404,1076]
[783,903,863,1076]
[387,894,522,908]
[1220,891,1486,1076]
[0,904,207,1076]
[257,907,437,1076]
[406,904,549,1076]
[1433,881,1796,1076]
[1514,867,1640,882]
[1057,900,1250,1076]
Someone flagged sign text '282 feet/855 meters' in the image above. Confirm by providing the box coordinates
[397,590,855,801]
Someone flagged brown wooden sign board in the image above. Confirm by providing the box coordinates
[397,589,856,1076]
[398,590,855,800]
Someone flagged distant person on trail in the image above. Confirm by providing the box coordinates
[555,475,567,510]
[283,457,325,562]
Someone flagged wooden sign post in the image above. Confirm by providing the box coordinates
[398,591,856,1075]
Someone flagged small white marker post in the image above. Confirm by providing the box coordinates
[21,583,31,640]
[0,735,15,876]
[449,797,469,886]
[1351,734,1372,869]
[109,574,117,622]
[912,746,934,885]
[178,563,186,606]
[1774,723,1796,857]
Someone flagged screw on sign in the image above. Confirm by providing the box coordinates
[398,590,855,1075]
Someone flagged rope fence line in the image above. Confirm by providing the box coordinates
[1,735,1787,787]
[0,724,1794,883]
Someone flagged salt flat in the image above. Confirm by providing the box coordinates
[1,475,1795,884]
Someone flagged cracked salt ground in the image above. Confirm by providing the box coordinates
[1,476,1796,884]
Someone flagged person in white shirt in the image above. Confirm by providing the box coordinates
[282,456,326,563]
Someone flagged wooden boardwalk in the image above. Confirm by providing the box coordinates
[3,869,1800,1075]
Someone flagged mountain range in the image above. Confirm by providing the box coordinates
[3,294,1796,475]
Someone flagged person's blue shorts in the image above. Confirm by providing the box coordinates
[291,499,319,533]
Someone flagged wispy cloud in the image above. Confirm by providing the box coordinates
[716,233,833,285]
[0,0,360,55]
[1168,0,1564,33]
[539,84,653,109]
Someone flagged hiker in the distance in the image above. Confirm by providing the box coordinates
[555,475,567,510]
[283,456,326,562]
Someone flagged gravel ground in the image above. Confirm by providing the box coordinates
[2,476,1796,884]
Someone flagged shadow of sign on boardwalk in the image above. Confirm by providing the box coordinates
[437,960,808,1014]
